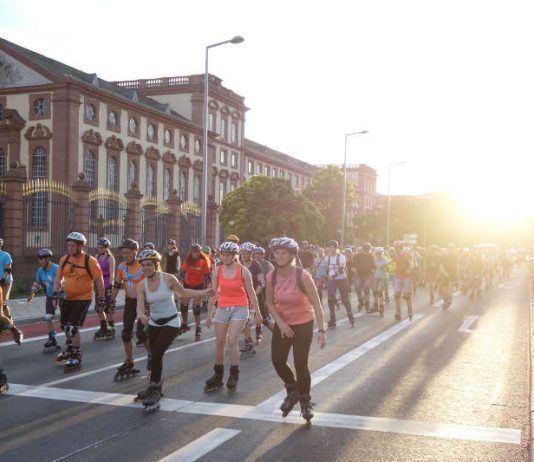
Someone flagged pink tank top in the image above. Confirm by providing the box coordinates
[217,263,249,308]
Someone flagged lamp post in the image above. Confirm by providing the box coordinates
[201,35,244,245]
[341,130,368,248]
[385,161,406,247]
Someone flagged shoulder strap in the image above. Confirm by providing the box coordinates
[272,267,278,288]
[84,253,93,280]
[295,267,307,295]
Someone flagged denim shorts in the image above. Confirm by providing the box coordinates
[213,306,249,324]
[394,277,412,294]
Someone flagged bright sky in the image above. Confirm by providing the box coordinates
[1,0,533,221]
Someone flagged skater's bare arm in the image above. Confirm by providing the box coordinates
[206,267,219,314]
[136,284,148,325]
[303,277,326,349]
[242,267,262,325]
[167,273,212,300]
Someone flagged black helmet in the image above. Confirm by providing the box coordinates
[119,238,139,250]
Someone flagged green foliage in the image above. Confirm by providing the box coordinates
[219,176,324,243]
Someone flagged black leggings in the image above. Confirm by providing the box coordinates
[148,325,179,383]
[123,298,148,344]
[271,320,314,396]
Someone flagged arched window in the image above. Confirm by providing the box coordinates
[219,179,227,203]
[84,151,95,187]
[31,146,48,228]
[107,156,117,191]
[193,173,200,204]
[147,164,155,197]
[179,172,187,201]
[0,148,5,177]
[163,168,171,200]
[128,160,137,188]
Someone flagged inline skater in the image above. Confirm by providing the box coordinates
[27,248,63,352]
[239,242,264,353]
[266,237,326,423]
[178,244,211,340]
[311,247,327,303]
[354,243,375,312]
[253,246,275,337]
[110,239,150,380]
[93,237,116,340]
[136,249,212,412]
[204,241,261,394]
[324,240,354,328]
[0,238,22,345]
[393,244,414,321]
[437,246,457,309]
[53,232,105,372]
[0,349,7,394]
[370,247,388,317]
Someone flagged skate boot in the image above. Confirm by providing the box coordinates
[55,346,72,365]
[226,365,239,395]
[194,325,202,342]
[327,319,336,329]
[204,364,224,393]
[114,359,140,381]
[64,347,81,373]
[93,327,108,341]
[239,338,256,359]
[105,326,116,340]
[280,382,300,417]
[11,326,23,346]
[255,325,263,345]
[300,394,314,424]
[0,368,8,394]
[181,323,191,335]
[142,381,162,414]
[348,312,355,328]
[43,336,60,353]
[379,304,385,318]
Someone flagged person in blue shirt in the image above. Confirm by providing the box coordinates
[28,248,62,352]
[0,238,22,345]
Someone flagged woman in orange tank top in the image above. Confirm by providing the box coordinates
[204,241,262,393]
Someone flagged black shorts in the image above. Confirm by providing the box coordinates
[60,300,92,327]
[123,297,138,334]
[183,283,205,290]
[45,296,64,316]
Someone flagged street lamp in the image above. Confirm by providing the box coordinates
[201,35,244,245]
[385,160,406,247]
[341,130,368,247]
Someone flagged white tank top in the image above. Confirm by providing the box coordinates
[144,273,180,328]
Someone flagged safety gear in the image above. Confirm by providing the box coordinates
[240,242,256,253]
[202,245,211,254]
[374,247,384,254]
[269,237,299,254]
[253,246,265,254]
[226,234,240,243]
[144,242,155,250]
[191,243,202,251]
[37,248,53,258]
[97,237,111,247]
[66,232,87,244]
[138,249,162,263]
[64,323,78,338]
[168,239,177,246]
[119,239,139,250]
[44,313,54,322]
[327,240,339,248]
[219,241,239,254]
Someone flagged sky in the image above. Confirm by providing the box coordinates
[1,0,533,221]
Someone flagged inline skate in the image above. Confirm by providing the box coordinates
[204,364,224,393]
[114,360,140,381]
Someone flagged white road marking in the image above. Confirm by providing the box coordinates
[458,315,479,334]
[257,314,424,411]
[158,428,240,462]
[7,383,521,444]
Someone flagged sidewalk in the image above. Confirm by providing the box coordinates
[8,292,126,323]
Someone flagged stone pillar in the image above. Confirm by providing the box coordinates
[2,161,27,257]
[71,172,91,237]
[166,189,182,245]
[124,184,143,242]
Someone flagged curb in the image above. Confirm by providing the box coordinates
[529,279,533,461]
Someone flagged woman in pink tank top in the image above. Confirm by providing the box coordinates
[266,237,326,423]
[204,241,262,393]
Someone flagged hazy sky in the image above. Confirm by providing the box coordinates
[1,0,533,219]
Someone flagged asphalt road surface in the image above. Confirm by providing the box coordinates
[0,268,531,462]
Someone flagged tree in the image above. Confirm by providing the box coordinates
[302,165,357,244]
[219,176,324,243]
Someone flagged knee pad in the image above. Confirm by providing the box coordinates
[104,305,111,314]
[64,324,78,338]
[121,330,132,342]
[44,313,54,323]
[192,305,201,316]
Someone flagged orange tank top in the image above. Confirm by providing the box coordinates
[217,263,249,308]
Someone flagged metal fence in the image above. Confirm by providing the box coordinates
[0,181,5,239]
[140,198,170,250]
[180,202,201,253]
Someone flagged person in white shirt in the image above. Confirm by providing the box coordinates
[325,240,354,328]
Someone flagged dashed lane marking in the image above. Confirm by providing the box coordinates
[6,383,521,444]
[458,315,479,334]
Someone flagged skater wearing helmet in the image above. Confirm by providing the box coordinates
[266,237,326,423]
[93,237,116,340]
[53,232,105,372]
[0,238,22,346]
[110,239,150,380]
[204,241,262,394]
[27,248,63,352]
[136,249,212,412]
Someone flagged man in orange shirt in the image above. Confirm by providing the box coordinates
[53,232,105,372]
[110,239,150,379]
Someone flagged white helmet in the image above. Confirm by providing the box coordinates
[138,249,162,262]
[66,232,87,244]
[374,247,384,254]
[269,237,299,254]
[219,241,239,254]
[240,242,256,253]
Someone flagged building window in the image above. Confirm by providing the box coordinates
[128,117,138,136]
[0,148,5,177]
[280,170,285,178]
[163,168,171,200]
[272,168,277,177]
[128,160,137,188]
[256,163,262,175]
[295,175,299,188]
[164,129,172,146]
[288,172,293,184]
[107,157,117,191]
[31,146,48,228]
[219,180,226,202]
[179,172,187,201]
[33,97,48,117]
[264,165,270,176]
[85,103,96,121]
[220,118,227,140]
[231,122,238,144]
[147,165,155,197]
[84,151,96,188]
[231,152,238,169]
[147,123,157,142]
[220,149,227,165]
[208,113,215,131]
[0,103,4,121]
[108,110,118,129]
[247,159,254,175]
[193,174,201,204]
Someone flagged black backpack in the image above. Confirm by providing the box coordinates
[271,266,308,298]
[61,253,93,280]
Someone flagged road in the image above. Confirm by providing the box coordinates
[0,268,531,461]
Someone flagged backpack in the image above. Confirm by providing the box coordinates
[271,266,308,298]
[61,253,93,280]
